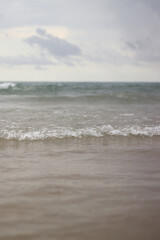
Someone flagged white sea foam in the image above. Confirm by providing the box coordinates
[0,82,16,89]
[1,125,160,141]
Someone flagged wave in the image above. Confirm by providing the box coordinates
[0,82,160,104]
[0,82,16,89]
[1,125,160,141]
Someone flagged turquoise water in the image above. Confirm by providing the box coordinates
[0,82,160,102]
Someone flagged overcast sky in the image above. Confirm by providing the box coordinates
[0,0,160,82]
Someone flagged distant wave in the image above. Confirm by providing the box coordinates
[0,82,159,104]
[0,82,160,102]
[0,82,16,89]
[1,125,160,141]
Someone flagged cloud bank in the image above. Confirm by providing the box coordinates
[0,0,160,81]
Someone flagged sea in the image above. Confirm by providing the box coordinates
[0,82,160,240]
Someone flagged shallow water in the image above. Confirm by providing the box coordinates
[0,82,160,239]
[0,137,160,240]
[0,82,160,140]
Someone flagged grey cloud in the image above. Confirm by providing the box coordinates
[85,49,137,66]
[36,28,46,36]
[107,0,160,64]
[126,42,136,50]
[0,0,107,29]
[0,54,82,68]
[25,28,81,58]
[145,0,160,15]
[0,28,82,68]
[0,29,83,68]
[126,40,145,51]
[125,38,160,63]
[0,55,54,67]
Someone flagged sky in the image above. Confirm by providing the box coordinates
[0,0,160,82]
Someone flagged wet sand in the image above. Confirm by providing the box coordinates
[0,137,160,240]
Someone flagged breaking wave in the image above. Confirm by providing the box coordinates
[1,125,160,141]
[0,82,16,89]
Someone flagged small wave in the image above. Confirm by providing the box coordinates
[0,82,16,89]
[1,125,160,141]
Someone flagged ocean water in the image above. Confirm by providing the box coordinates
[0,82,160,141]
[0,82,160,240]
